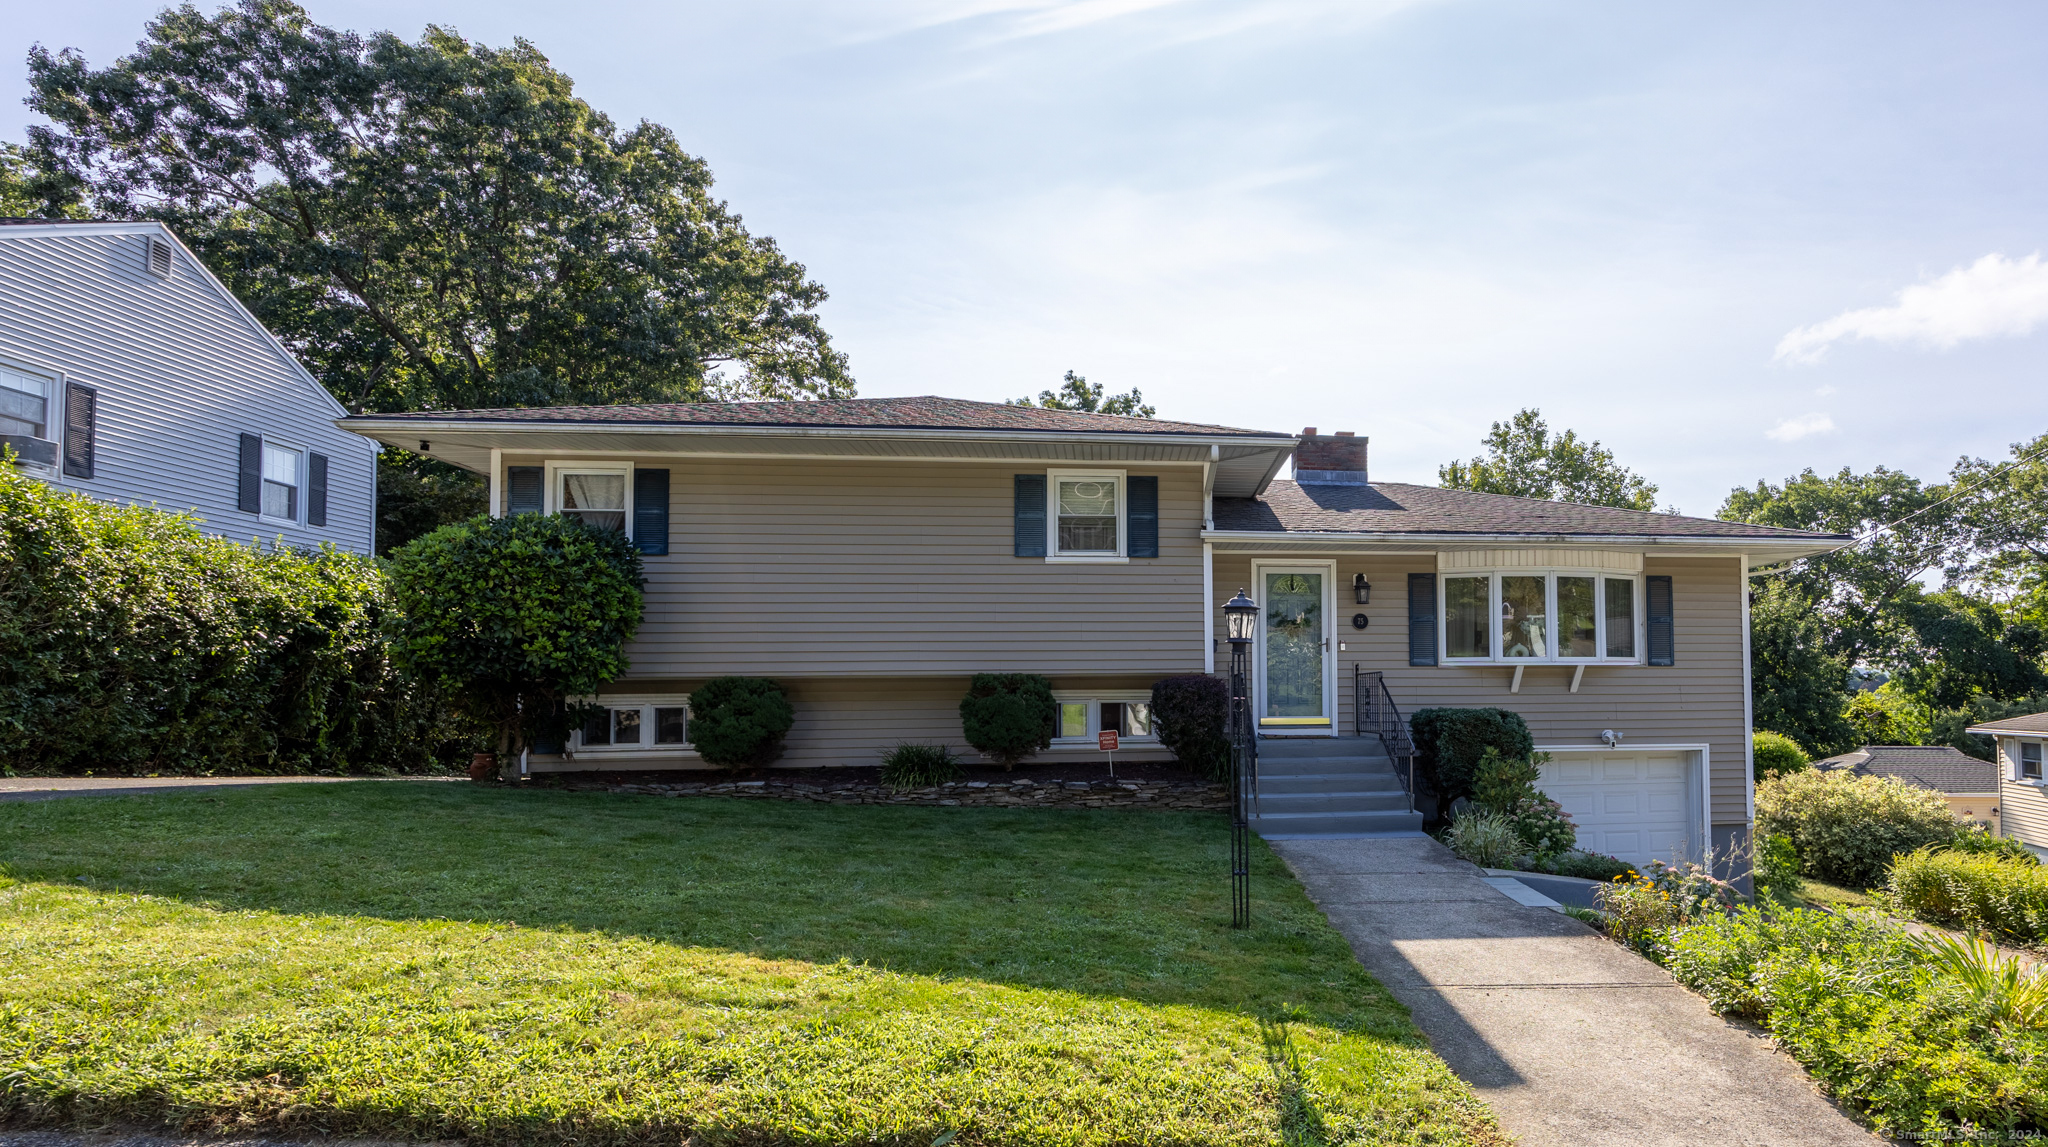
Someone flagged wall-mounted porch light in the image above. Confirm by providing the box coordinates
[1352,573,1371,604]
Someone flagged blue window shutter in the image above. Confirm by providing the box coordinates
[1014,474,1047,557]
[634,468,670,555]
[506,466,543,515]
[306,453,329,526]
[1646,575,1675,666]
[1128,476,1158,558]
[236,433,262,514]
[1408,573,1438,666]
[62,384,96,479]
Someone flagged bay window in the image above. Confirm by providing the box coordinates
[1442,571,1643,663]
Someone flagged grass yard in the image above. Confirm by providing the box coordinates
[0,784,1500,1146]
[1764,877,1878,913]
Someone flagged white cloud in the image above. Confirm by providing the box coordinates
[1765,413,1836,442]
[1775,253,2048,364]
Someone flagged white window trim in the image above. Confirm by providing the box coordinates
[0,356,63,473]
[257,438,305,526]
[1045,468,1128,563]
[1438,570,1646,666]
[2010,737,2046,785]
[568,693,696,758]
[1253,560,1338,734]
[545,459,635,541]
[1050,689,1160,745]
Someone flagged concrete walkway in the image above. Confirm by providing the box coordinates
[1272,835,1884,1147]
[0,775,459,802]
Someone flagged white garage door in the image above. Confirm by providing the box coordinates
[1536,751,1698,868]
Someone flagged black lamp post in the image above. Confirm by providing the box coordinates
[1223,588,1258,929]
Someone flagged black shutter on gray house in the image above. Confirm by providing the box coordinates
[236,432,262,514]
[61,384,96,479]
[506,466,543,515]
[306,453,329,526]
[1014,474,1047,557]
[633,468,669,555]
[1646,575,1675,666]
[1127,476,1158,558]
[1408,572,1438,666]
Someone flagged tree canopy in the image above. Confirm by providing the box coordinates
[1437,408,1658,511]
[0,142,85,218]
[25,1,852,416]
[1010,371,1155,418]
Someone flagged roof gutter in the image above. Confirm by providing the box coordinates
[336,418,1295,452]
[1201,528,1851,561]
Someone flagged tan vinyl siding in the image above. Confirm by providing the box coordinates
[507,454,1210,679]
[1210,552,1752,823]
[536,675,1175,770]
[1999,739,2048,850]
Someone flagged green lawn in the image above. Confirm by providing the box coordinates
[0,784,1500,1146]
[1764,876,1879,913]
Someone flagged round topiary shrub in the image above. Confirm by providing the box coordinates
[1752,730,1812,781]
[879,743,962,789]
[1151,674,1230,780]
[687,677,794,768]
[1755,769,1957,888]
[959,673,1057,769]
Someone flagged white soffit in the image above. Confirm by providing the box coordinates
[1438,548,1645,573]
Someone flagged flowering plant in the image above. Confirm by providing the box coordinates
[1595,857,1740,958]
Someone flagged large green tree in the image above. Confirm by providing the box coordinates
[0,141,85,218]
[1438,408,1658,511]
[27,2,852,414]
[1010,371,1155,418]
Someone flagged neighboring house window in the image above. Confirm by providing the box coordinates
[2023,742,2044,781]
[1052,691,1156,744]
[261,442,301,521]
[573,698,692,754]
[1048,470,1125,559]
[0,366,49,441]
[550,464,632,534]
[1440,572,1642,663]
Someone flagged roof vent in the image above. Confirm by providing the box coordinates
[146,237,173,278]
[1295,430,1368,485]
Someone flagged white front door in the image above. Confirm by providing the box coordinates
[1537,750,1700,866]
[1255,564,1334,734]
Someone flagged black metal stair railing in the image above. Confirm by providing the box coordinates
[1353,665,1417,814]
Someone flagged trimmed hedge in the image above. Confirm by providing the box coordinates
[959,673,1057,768]
[1755,769,1956,889]
[687,677,794,768]
[1752,730,1811,781]
[1151,674,1229,781]
[1409,707,1533,802]
[0,459,454,775]
[1887,847,2048,944]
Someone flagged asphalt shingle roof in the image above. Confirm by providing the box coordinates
[1212,481,1847,541]
[344,396,1288,439]
[1964,712,2048,735]
[1813,745,2000,794]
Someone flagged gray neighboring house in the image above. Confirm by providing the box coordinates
[0,219,376,552]
[1813,745,2002,833]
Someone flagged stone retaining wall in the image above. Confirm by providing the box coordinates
[579,776,1229,811]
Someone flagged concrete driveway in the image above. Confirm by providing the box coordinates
[0,776,459,802]
[1272,835,1885,1147]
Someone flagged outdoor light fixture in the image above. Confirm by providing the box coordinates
[1224,589,1258,644]
[1353,573,1371,604]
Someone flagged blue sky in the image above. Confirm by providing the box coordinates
[11,1,2048,514]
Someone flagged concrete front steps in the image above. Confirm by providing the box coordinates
[1248,737,1425,839]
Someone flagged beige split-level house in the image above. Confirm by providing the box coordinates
[341,397,1851,868]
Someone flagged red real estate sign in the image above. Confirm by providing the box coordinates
[1098,730,1119,752]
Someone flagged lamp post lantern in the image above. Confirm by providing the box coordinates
[1223,588,1258,928]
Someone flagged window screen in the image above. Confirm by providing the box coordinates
[1056,478,1118,553]
[0,368,49,439]
[261,443,299,519]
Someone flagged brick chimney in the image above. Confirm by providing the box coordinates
[1294,429,1368,485]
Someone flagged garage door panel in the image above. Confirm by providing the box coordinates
[1536,750,1697,868]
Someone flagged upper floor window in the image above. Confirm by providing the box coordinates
[261,442,301,520]
[1442,571,1641,663]
[0,366,50,442]
[2023,741,2043,781]
[1049,470,1124,559]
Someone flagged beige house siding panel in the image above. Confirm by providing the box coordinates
[562,675,1175,770]
[506,455,1210,679]
[1211,553,1752,823]
[2000,740,2048,850]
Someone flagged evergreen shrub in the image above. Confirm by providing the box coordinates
[959,673,1057,768]
[1755,769,1956,888]
[1472,747,1577,857]
[1409,707,1533,802]
[879,743,961,788]
[1150,674,1229,780]
[687,677,795,768]
[1886,847,2048,944]
[0,458,452,774]
[1751,731,1811,781]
